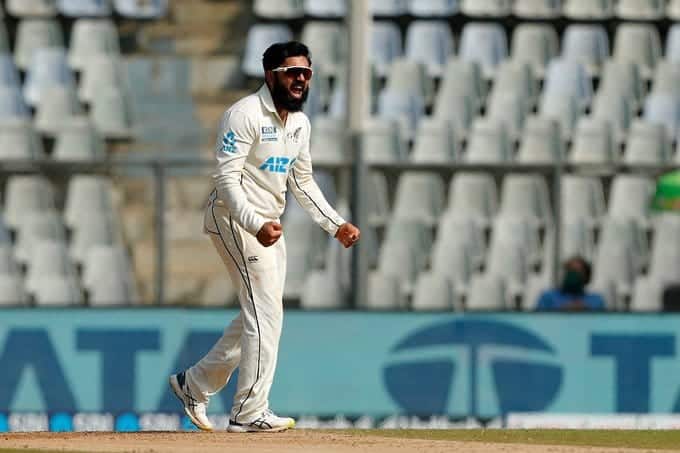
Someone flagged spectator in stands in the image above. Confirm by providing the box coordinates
[536,256,606,311]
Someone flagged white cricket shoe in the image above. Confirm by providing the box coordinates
[169,371,214,431]
[227,409,296,433]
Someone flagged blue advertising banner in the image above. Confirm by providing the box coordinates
[1,309,680,422]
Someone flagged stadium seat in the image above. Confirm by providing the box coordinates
[630,277,663,312]
[486,240,529,297]
[412,272,457,311]
[366,172,390,227]
[310,116,346,165]
[35,85,83,135]
[82,244,136,300]
[561,24,609,76]
[613,24,662,79]
[284,218,326,299]
[408,0,459,17]
[543,58,592,109]
[563,0,614,19]
[437,213,486,269]
[608,174,654,226]
[14,19,64,70]
[7,0,57,17]
[57,0,112,17]
[643,93,680,141]
[377,220,433,292]
[499,174,552,227]
[461,0,511,16]
[70,215,116,265]
[669,0,680,19]
[68,19,120,71]
[64,175,114,230]
[649,215,680,285]
[0,22,9,54]
[253,0,304,19]
[561,219,596,261]
[366,271,406,310]
[570,118,616,164]
[405,21,453,78]
[33,275,83,306]
[0,220,10,245]
[54,117,105,162]
[591,90,633,144]
[667,26,680,65]
[300,270,345,309]
[466,274,507,311]
[78,55,122,103]
[385,58,434,104]
[517,116,563,164]
[25,239,77,291]
[652,61,680,96]
[490,62,537,109]
[522,272,550,311]
[464,120,512,164]
[0,55,21,90]
[434,93,474,138]
[539,92,580,140]
[491,215,542,267]
[487,92,528,140]
[370,0,408,16]
[361,117,408,163]
[447,172,498,228]
[89,270,132,306]
[0,245,19,275]
[23,48,75,107]
[624,120,671,165]
[561,175,606,226]
[392,173,445,226]
[599,217,649,273]
[0,274,28,306]
[593,241,636,298]
[411,118,458,163]
[303,0,346,17]
[0,119,45,160]
[616,0,665,20]
[459,22,508,79]
[436,58,485,113]
[113,0,167,18]
[301,22,346,79]
[513,0,562,19]
[0,88,29,121]
[371,21,402,78]
[91,86,132,139]
[14,211,66,264]
[376,89,425,140]
[242,24,293,78]
[510,24,559,78]
[599,61,644,109]
[4,176,56,230]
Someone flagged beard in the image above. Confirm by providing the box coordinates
[271,78,308,112]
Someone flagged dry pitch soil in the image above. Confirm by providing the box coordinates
[2,431,679,453]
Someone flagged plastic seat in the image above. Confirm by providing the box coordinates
[561,219,596,261]
[371,21,402,78]
[405,21,453,78]
[543,58,592,109]
[459,22,508,79]
[522,272,550,311]
[82,245,136,301]
[242,24,293,78]
[517,116,563,164]
[79,55,123,103]
[491,215,542,265]
[301,22,346,78]
[68,19,120,71]
[25,239,77,292]
[486,240,529,296]
[0,218,11,245]
[408,0,459,16]
[14,211,66,264]
[513,0,562,18]
[0,22,9,54]
[499,174,552,227]
[411,118,458,163]
[14,19,64,70]
[616,0,665,20]
[310,116,346,165]
[33,275,83,306]
[0,119,45,160]
[649,215,680,284]
[539,92,580,140]
[487,92,528,139]
[466,274,507,311]
[365,271,406,310]
[490,62,537,108]
[385,58,434,104]
[561,175,606,226]
[376,89,425,141]
[652,61,680,96]
[447,172,498,228]
[283,217,326,299]
[564,0,614,19]
[561,25,609,76]
[64,175,114,230]
[361,117,407,163]
[570,118,616,164]
[377,220,433,291]
[511,24,559,78]
[591,90,633,144]
[304,0,346,17]
[599,217,649,273]
[4,176,56,230]
[70,215,116,265]
[392,173,445,226]
[613,24,661,79]
[89,271,132,306]
[0,274,28,306]
[436,59,485,113]
[300,270,345,309]
[113,0,167,18]
[7,0,57,17]
[54,116,105,161]
[35,85,83,135]
[630,277,663,312]
[668,26,680,66]
[370,0,408,16]
[669,0,680,19]
[0,55,21,90]
[57,0,112,17]
[464,120,511,164]
[643,93,680,141]
[599,61,644,109]
[367,171,390,227]
[431,227,476,281]
[23,48,75,107]
[91,86,132,138]
[624,120,671,165]
[412,272,456,311]
[461,0,511,16]
[433,93,474,137]
[253,0,303,19]
[593,241,636,297]
[0,88,29,121]
[608,174,654,226]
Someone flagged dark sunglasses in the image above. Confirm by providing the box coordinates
[271,65,313,80]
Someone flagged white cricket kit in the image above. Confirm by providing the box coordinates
[186,84,345,423]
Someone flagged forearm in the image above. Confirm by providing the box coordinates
[214,173,266,236]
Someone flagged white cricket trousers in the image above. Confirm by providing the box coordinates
[186,198,286,423]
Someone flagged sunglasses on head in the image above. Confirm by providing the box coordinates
[271,65,313,80]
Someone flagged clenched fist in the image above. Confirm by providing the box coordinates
[257,221,283,247]
[335,222,360,248]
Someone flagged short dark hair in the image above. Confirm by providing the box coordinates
[565,255,592,284]
[262,41,312,71]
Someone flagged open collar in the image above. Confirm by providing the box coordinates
[258,84,277,115]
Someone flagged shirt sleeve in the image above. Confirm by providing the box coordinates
[287,120,346,236]
[213,110,267,236]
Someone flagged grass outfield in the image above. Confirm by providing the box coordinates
[354,429,680,450]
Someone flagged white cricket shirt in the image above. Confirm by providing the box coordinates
[210,84,345,237]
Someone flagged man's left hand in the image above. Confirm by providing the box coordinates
[335,223,360,248]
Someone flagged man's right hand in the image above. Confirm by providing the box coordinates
[256,221,283,247]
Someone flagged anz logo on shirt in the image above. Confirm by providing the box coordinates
[259,156,295,174]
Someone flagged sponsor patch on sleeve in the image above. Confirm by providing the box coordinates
[221,130,237,153]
